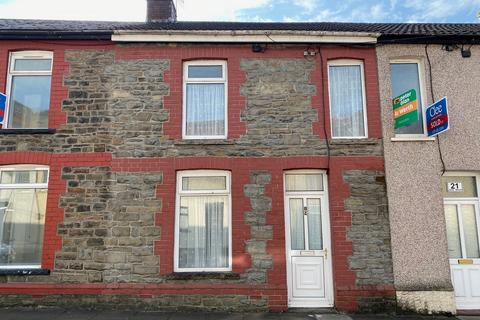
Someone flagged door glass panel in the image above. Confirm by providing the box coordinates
[289,198,305,250]
[444,204,462,259]
[307,198,322,250]
[442,176,477,198]
[461,204,480,259]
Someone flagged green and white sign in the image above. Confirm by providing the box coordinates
[392,89,418,129]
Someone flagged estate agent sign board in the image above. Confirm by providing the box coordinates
[0,93,6,129]
[393,89,418,129]
[426,96,449,137]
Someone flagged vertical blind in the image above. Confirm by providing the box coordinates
[178,196,228,268]
[185,83,225,137]
[329,64,365,138]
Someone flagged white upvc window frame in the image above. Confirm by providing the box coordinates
[389,59,429,140]
[174,170,232,272]
[182,60,228,140]
[0,164,49,270]
[327,59,368,139]
[4,51,54,129]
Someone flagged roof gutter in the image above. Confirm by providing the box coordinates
[112,29,380,44]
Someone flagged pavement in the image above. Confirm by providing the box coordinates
[0,309,479,320]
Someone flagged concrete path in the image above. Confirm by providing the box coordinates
[0,309,473,320]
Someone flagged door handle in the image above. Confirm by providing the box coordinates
[324,248,328,260]
[303,206,308,216]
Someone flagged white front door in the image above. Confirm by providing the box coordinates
[284,171,333,308]
[443,175,480,310]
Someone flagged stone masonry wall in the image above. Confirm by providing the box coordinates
[344,170,395,312]
[0,294,267,312]
[243,171,273,283]
[0,48,382,158]
[56,166,163,283]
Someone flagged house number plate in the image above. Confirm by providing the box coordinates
[447,182,463,192]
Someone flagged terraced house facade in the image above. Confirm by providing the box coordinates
[0,0,478,314]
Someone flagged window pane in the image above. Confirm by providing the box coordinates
[0,170,48,184]
[442,176,478,198]
[8,75,51,129]
[390,63,424,135]
[188,65,223,78]
[444,204,462,259]
[461,205,480,259]
[286,174,323,192]
[178,195,228,269]
[182,176,226,191]
[329,65,365,138]
[307,198,322,250]
[14,59,52,72]
[186,83,225,137]
[0,188,47,266]
[289,198,305,250]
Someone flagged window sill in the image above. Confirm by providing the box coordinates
[0,268,50,276]
[166,272,240,280]
[391,136,436,142]
[0,129,56,135]
[328,138,379,145]
[175,139,235,146]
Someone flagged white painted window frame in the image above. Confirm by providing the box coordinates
[327,59,368,139]
[443,172,480,261]
[4,51,53,129]
[182,60,228,140]
[174,170,232,272]
[389,59,429,140]
[0,164,49,270]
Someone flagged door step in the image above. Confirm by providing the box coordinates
[287,308,337,314]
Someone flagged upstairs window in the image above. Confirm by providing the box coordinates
[0,166,49,269]
[175,170,231,272]
[183,61,227,139]
[328,60,368,139]
[390,60,426,136]
[5,51,53,129]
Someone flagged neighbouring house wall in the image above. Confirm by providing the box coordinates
[0,41,394,312]
[376,44,480,314]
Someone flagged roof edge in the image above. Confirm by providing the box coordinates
[112,29,380,44]
[0,30,113,40]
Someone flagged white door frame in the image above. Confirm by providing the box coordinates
[284,170,334,308]
[443,172,480,310]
